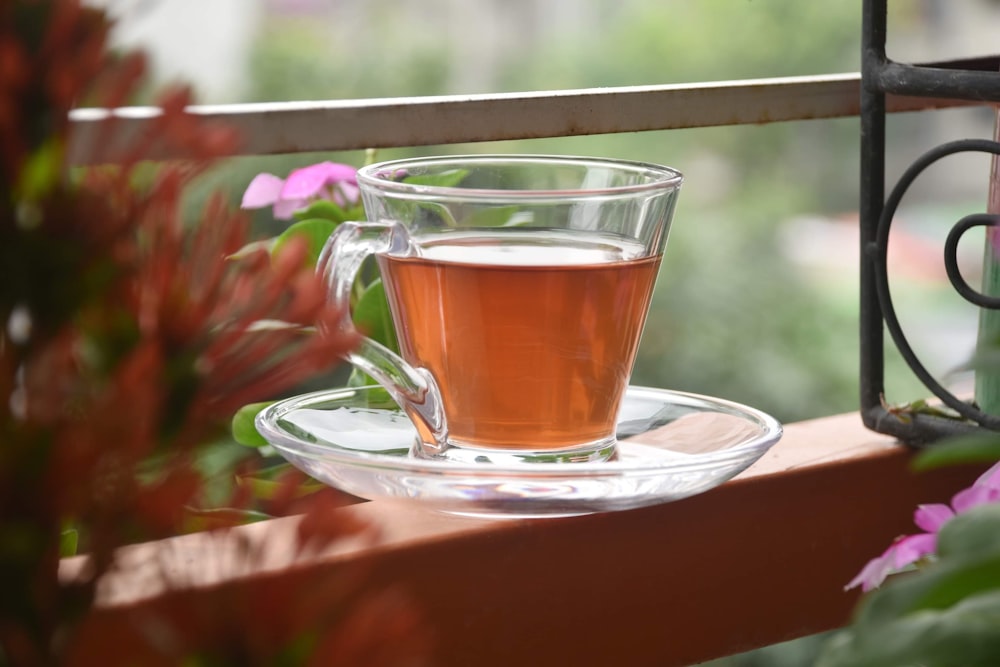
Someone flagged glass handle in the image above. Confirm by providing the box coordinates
[318,221,448,453]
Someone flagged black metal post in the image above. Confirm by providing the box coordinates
[859,0,1000,445]
[859,0,887,435]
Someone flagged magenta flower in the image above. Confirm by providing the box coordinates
[846,460,1000,592]
[241,161,359,220]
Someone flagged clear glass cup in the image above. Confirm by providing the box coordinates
[319,154,683,464]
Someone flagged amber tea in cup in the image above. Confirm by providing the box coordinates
[320,155,682,464]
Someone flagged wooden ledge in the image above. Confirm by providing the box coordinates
[65,411,987,666]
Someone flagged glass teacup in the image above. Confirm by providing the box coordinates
[320,155,682,464]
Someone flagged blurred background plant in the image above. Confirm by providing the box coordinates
[0,1,428,664]
[103,0,1000,425]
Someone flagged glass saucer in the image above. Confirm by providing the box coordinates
[256,385,782,518]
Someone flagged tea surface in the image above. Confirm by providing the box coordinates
[378,230,660,450]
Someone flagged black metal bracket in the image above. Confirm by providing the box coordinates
[860,0,1000,445]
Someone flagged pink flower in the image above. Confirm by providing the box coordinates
[952,461,1000,511]
[846,460,1000,592]
[241,161,359,220]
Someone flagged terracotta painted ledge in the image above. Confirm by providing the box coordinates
[64,410,986,666]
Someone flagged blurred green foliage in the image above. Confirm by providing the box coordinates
[497,1,860,86]
[187,0,940,425]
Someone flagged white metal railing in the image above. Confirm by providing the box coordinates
[68,74,977,164]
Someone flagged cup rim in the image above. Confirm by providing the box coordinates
[356,154,684,201]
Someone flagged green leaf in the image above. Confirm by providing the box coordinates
[346,368,395,405]
[59,528,78,558]
[346,367,373,388]
[292,199,349,224]
[346,367,383,390]
[352,277,398,352]
[819,589,1000,667]
[17,139,64,204]
[913,433,1000,471]
[856,551,1000,628]
[462,205,530,228]
[271,218,337,267]
[231,402,273,448]
[402,169,469,188]
[346,278,403,405]
[936,504,1000,559]
[342,203,366,220]
[820,541,1000,667]
[227,237,275,260]
[236,463,323,500]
